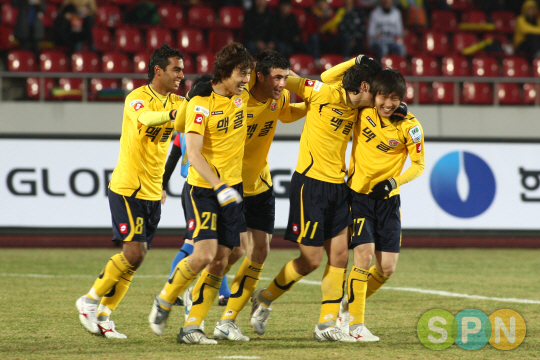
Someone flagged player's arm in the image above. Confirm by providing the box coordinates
[185,132,221,188]
[279,100,307,123]
[138,110,177,126]
[395,119,425,187]
[174,99,188,133]
[321,58,355,85]
[161,135,182,204]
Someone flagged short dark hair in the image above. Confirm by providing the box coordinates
[342,64,377,94]
[148,44,184,84]
[212,42,254,84]
[254,50,291,78]
[193,74,213,87]
[370,69,406,100]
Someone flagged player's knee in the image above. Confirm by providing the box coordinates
[380,264,396,277]
[295,256,321,275]
[251,241,270,263]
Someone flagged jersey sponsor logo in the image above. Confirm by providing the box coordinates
[188,219,195,230]
[194,114,203,124]
[130,99,145,111]
[247,114,254,118]
[366,116,376,127]
[270,101,277,111]
[409,125,422,143]
[194,105,209,117]
[234,98,242,107]
[119,223,128,234]
[389,139,399,147]
[292,223,299,234]
[313,81,323,91]
[211,111,223,115]
[305,79,315,87]
[416,143,422,153]
[332,108,343,115]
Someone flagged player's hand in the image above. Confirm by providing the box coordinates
[368,178,397,200]
[355,54,382,75]
[187,81,213,101]
[161,190,167,205]
[389,102,407,122]
[214,183,242,208]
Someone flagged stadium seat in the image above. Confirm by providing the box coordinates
[40,51,69,72]
[533,58,540,77]
[1,3,17,26]
[441,55,470,76]
[188,6,216,29]
[115,27,144,53]
[8,50,37,72]
[133,52,151,74]
[219,6,244,29]
[92,27,114,52]
[523,83,538,104]
[319,54,344,71]
[265,0,280,7]
[72,51,100,73]
[462,82,493,104]
[90,78,120,92]
[290,7,307,29]
[432,82,455,104]
[183,54,195,74]
[472,56,499,77]
[90,78,121,100]
[492,11,515,33]
[381,55,410,75]
[292,0,314,8]
[327,0,344,7]
[208,30,234,52]
[430,10,457,32]
[122,78,148,92]
[502,57,530,78]
[196,52,216,73]
[184,78,195,93]
[102,52,131,73]
[0,25,16,50]
[403,31,421,56]
[95,6,122,28]
[405,82,432,104]
[289,54,316,76]
[460,10,487,24]
[42,4,58,28]
[446,0,472,10]
[158,5,185,28]
[57,78,84,100]
[27,77,55,100]
[422,31,450,56]
[146,28,173,50]
[452,32,479,54]
[177,29,206,54]
[411,55,439,76]
[497,83,521,105]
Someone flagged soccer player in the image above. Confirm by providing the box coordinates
[249,56,382,342]
[148,42,254,345]
[212,50,308,341]
[75,44,185,338]
[338,69,425,341]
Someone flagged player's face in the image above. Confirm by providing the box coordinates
[160,57,184,93]
[223,67,251,95]
[375,92,401,118]
[260,68,289,100]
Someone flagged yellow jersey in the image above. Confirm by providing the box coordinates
[285,76,358,184]
[185,89,250,188]
[348,107,425,196]
[109,86,185,201]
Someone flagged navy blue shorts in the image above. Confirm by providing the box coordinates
[108,189,161,248]
[349,191,401,253]
[284,172,352,246]
[183,182,244,249]
[244,188,275,234]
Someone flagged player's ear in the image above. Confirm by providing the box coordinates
[361,81,370,93]
[256,72,265,83]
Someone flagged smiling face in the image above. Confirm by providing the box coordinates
[258,67,289,100]
[222,66,251,96]
[375,92,402,118]
[158,57,184,93]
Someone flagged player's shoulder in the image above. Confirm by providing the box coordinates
[125,85,152,103]
[400,113,423,143]
[169,93,186,103]
[359,106,378,119]
[400,111,421,129]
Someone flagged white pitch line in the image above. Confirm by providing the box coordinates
[2,273,539,304]
[218,356,261,359]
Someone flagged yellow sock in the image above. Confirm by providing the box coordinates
[261,260,303,307]
[347,266,369,326]
[221,257,263,321]
[184,270,222,327]
[318,264,346,325]
[159,257,199,308]
[366,265,390,299]
[88,253,134,300]
[224,264,233,274]
[98,269,135,318]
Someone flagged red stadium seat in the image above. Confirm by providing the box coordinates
[422,31,450,56]
[72,51,100,73]
[289,54,316,76]
[411,55,439,76]
[497,83,521,105]
[460,10,487,24]
[446,0,472,10]
[265,0,280,7]
[381,55,410,75]
[291,7,307,29]
[122,78,148,92]
[405,82,432,104]
[319,54,344,71]
[0,25,16,50]
[115,27,144,53]
[472,56,499,77]
[27,77,55,100]
[95,6,122,28]
[432,82,455,104]
[177,29,206,54]
[533,58,540,77]
[196,52,216,74]
[523,83,538,104]
[462,82,493,104]
[492,11,515,33]
[327,0,344,7]
[92,27,114,52]
[183,54,195,74]
[441,55,470,76]
[502,57,530,78]
[1,3,17,26]
[40,51,69,72]
[188,6,216,29]
[208,30,234,52]
[102,52,131,73]
[42,4,58,28]
[430,10,457,32]
[452,32,478,54]
[146,28,173,50]
[57,78,84,100]
[403,31,421,56]
[133,52,151,74]
[8,50,37,71]
[292,0,314,8]
[158,5,184,28]
[219,6,244,29]
[90,78,120,92]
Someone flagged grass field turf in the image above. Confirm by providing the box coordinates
[0,248,538,360]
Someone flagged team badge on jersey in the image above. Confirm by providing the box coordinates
[409,125,422,143]
[119,223,128,234]
[366,116,376,127]
[270,101,277,111]
[388,139,399,147]
[194,114,203,124]
[305,80,315,87]
[234,98,242,107]
[292,223,299,234]
[130,99,145,111]
[188,219,195,230]
[416,143,422,153]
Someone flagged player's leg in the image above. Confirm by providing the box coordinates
[169,240,194,277]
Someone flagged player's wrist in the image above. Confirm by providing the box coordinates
[388,178,397,190]
[213,182,228,192]
[169,109,177,120]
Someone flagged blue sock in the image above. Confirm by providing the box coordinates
[169,242,194,278]
[219,274,231,298]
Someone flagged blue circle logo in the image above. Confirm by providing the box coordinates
[430,151,496,218]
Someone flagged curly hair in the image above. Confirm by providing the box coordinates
[254,50,291,78]
[342,64,377,94]
[212,42,254,84]
[369,69,406,100]
[147,44,184,84]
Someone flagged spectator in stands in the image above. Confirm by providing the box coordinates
[11,0,45,58]
[306,0,345,64]
[54,0,96,52]
[273,0,304,58]
[367,0,406,60]
[514,0,540,57]
[339,0,368,58]
[243,0,275,56]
